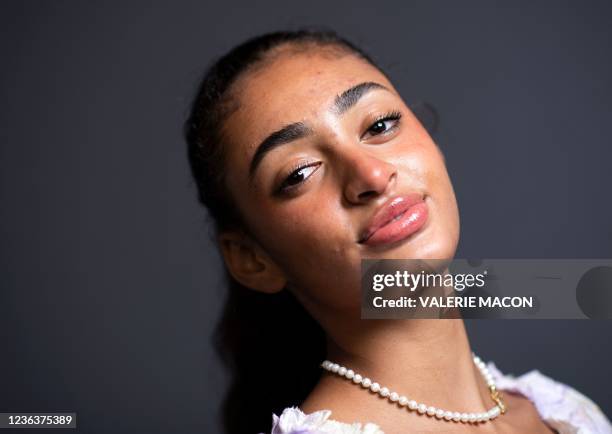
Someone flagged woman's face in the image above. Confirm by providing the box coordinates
[220,46,459,314]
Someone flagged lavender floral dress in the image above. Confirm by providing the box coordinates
[264,361,612,434]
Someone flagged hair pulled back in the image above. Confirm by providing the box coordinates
[185,29,385,434]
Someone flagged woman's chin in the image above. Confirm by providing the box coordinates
[379,247,456,262]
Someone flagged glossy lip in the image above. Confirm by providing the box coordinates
[358,193,429,246]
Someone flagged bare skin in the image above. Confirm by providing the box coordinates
[301,320,556,434]
[214,44,556,433]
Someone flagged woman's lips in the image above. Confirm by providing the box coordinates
[358,194,429,247]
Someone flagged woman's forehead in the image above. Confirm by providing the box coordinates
[223,52,394,153]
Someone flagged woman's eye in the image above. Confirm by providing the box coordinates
[363,112,402,139]
[278,163,320,192]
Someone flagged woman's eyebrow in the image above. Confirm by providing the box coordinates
[248,121,313,181]
[248,81,390,181]
[331,81,390,115]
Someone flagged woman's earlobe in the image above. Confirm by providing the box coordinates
[217,231,286,294]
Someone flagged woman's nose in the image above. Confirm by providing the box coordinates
[342,151,397,204]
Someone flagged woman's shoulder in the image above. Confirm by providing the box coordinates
[262,362,612,434]
[486,360,612,434]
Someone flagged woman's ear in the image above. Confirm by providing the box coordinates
[217,230,287,294]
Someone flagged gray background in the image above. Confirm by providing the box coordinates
[1,1,611,433]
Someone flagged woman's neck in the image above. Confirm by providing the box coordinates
[323,317,493,412]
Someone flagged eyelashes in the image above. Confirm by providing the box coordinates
[362,110,402,139]
[277,161,321,194]
[276,110,402,195]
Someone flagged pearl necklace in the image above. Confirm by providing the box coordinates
[320,353,506,424]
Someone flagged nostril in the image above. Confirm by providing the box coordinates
[358,190,378,200]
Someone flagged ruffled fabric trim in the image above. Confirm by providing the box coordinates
[486,361,612,434]
[264,406,384,434]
